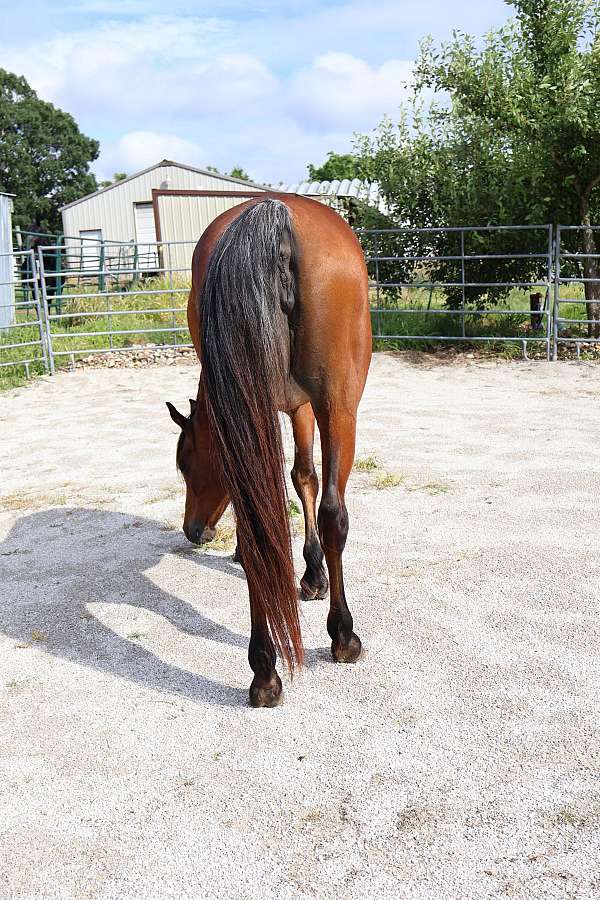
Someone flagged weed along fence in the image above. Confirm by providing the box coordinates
[1,225,600,382]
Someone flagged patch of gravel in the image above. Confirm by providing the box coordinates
[73,343,197,369]
[1,353,599,899]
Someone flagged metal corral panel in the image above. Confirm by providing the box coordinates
[61,161,264,250]
[0,193,14,329]
[156,193,268,272]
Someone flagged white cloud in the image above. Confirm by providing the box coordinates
[289,53,413,130]
[2,1,510,184]
[3,18,277,124]
[98,132,206,178]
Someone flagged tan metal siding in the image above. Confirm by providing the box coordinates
[62,165,260,247]
[156,194,267,272]
[0,194,14,328]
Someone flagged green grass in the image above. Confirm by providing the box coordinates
[47,275,190,359]
[0,290,48,389]
[369,284,551,352]
[0,276,191,391]
[353,454,381,472]
[374,472,405,490]
[369,283,593,352]
[288,499,302,518]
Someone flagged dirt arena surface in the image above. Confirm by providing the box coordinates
[1,353,599,899]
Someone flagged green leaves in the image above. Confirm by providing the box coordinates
[0,68,99,232]
[307,151,363,182]
[354,0,600,307]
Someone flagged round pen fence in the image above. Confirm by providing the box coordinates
[0,249,49,379]
[36,240,196,374]
[553,225,600,359]
[1,224,599,380]
[356,224,554,359]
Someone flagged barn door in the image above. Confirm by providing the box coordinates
[134,203,158,271]
[79,229,102,273]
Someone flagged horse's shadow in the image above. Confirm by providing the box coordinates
[0,507,252,707]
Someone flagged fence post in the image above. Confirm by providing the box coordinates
[546,225,553,361]
[99,241,106,293]
[29,251,50,375]
[553,225,561,361]
[37,248,55,375]
[375,232,381,337]
[55,236,63,310]
[460,229,466,339]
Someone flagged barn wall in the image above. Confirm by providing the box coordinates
[154,191,336,272]
[61,165,262,250]
[0,194,14,329]
[155,194,267,272]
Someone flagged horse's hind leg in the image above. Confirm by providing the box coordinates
[290,403,328,601]
[248,593,283,707]
[315,408,362,663]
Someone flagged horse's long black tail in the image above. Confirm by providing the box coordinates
[200,199,304,671]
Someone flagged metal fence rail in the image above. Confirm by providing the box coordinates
[37,240,196,374]
[0,249,49,377]
[4,225,600,380]
[357,224,554,359]
[553,225,600,359]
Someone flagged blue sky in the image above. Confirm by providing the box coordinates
[2,0,511,184]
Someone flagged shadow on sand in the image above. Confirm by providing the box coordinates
[0,507,252,707]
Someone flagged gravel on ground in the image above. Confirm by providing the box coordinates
[1,353,599,899]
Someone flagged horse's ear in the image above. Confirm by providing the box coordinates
[189,398,197,415]
[166,402,188,430]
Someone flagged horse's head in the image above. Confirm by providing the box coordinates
[166,397,229,544]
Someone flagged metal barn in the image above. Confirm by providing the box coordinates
[152,178,382,270]
[0,192,14,329]
[60,160,267,272]
[61,162,382,274]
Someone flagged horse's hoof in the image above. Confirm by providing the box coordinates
[299,574,329,602]
[299,584,322,602]
[249,675,283,708]
[331,632,363,663]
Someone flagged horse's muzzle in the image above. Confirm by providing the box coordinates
[184,521,217,545]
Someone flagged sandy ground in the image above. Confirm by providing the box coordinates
[1,353,599,900]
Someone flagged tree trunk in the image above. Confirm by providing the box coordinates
[580,197,600,339]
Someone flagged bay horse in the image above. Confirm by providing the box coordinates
[167,194,371,706]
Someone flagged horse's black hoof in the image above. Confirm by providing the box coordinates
[299,573,329,601]
[249,674,283,708]
[331,632,363,663]
[299,585,321,602]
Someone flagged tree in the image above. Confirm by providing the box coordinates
[99,172,127,189]
[0,69,99,234]
[307,152,363,181]
[207,164,253,182]
[229,166,251,181]
[357,0,600,328]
